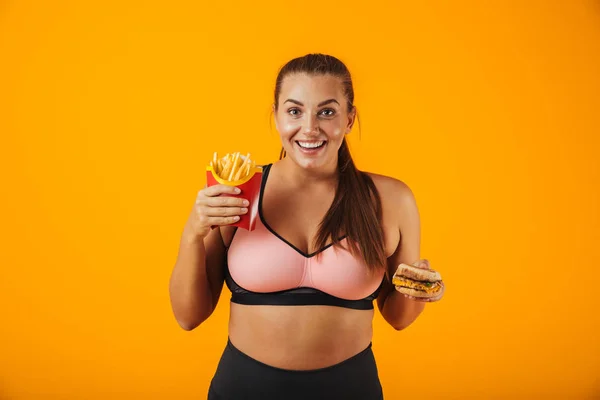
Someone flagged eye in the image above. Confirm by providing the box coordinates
[287,108,301,116]
[319,109,336,117]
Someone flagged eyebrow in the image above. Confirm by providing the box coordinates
[283,98,340,107]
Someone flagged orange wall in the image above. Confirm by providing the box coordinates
[1,1,599,398]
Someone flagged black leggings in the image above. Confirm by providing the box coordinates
[208,338,384,400]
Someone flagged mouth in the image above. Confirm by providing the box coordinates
[295,140,327,152]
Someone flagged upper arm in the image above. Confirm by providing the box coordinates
[391,181,421,267]
[376,178,422,310]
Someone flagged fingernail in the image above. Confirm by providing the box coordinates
[234,188,241,194]
[242,200,249,206]
[233,216,240,220]
[241,208,248,213]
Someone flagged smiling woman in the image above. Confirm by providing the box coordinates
[271,57,387,272]
[169,53,437,400]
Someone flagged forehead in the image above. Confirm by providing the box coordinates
[278,73,344,103]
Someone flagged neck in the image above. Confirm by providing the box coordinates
[279,156,339,187]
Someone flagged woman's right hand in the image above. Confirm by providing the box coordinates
[184,184,249,241]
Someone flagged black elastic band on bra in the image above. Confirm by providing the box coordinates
[224,260,380,310]
[230,291,375,310]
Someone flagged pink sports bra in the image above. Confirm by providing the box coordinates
[225,164,385,310]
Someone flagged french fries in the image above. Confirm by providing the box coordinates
[210,151,257,182]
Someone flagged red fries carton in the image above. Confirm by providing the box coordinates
[206,152,262,231]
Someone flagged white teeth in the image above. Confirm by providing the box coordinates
[297,141,325,149]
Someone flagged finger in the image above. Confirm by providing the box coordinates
[205,196,249,208]
[399,293,422,301]
[397,282,444,302]
[412,286,444,302]
[402,293,437,302]
[411,259,430,269]
[203,184,241,197]
[207,215,241,226]
[203,206,248,217]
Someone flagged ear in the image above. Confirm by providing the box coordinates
[272,104,279,132]
[345,106,357,134]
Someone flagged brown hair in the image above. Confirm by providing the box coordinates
[273,54,386,272]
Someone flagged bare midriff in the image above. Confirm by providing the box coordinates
[228,303,374,371]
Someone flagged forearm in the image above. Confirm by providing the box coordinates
[169,228,213,330]
[381,289,426,331]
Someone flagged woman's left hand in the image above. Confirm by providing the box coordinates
[399,259,445,302]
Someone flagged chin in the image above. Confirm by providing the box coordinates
[295,159,325,170]
[288,150,330,170]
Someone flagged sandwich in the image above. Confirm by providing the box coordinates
[392,262,444,302]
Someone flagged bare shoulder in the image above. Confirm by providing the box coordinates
[364,172,421,265]
[364,171,416,204]
[364,171,420,227]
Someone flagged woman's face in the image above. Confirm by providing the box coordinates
[274,73,355,171]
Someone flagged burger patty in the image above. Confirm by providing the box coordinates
[392,277,442,294]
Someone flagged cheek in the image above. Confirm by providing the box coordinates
[278,118,301,137]
[322,121,345,138]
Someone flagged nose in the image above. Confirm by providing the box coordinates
[304,114,319,136]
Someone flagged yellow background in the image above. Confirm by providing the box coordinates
[1,1,599,398]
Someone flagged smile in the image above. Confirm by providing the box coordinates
[296,140,326,149]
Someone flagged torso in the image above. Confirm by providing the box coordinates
[220,162,401,370]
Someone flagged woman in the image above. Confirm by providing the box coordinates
[169,53,440,400]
